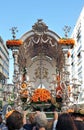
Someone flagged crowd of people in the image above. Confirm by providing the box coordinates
[0,108,84,130]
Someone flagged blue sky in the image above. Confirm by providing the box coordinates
[0,0,84,83]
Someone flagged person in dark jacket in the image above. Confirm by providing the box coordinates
[0,112,7,130]
[56,113,77,130]
[23,113,36,130]
[72,109,84,130]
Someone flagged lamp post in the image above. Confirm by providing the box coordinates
[6,27,31,110]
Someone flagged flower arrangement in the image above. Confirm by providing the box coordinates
[6,39,23,48]
[31,88,51,103]
[58,38,75,46]
[21,82,27,90]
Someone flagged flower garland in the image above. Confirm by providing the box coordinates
[20,89,28,98]
[6,39,23,48]
[67,51,71,57]
[56,85,63,98]
[58,38,75,45]
[31,88,51,103]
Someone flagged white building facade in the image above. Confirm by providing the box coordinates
[0,36,9,106]
[71,7,84,103]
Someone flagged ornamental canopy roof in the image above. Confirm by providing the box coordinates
[18,19,65,89]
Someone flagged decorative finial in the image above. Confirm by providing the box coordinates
[63,25,71,38]
[32,19,48,35]
[10,27,18,39]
